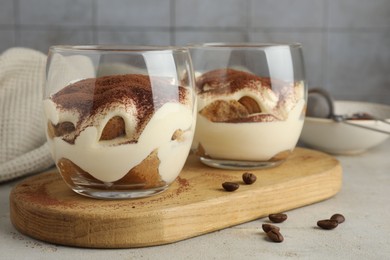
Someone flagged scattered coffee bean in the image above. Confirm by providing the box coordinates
[330,213,345,224]
[262,223,280,233]
[222,182,239,192]
[242,172,257,184]
[317,219,339,230]
[269,213,288,223]
[266,229,284,243]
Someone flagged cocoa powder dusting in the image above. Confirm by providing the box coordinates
[129,176,192,207]
[196,69,286,123]
[52,74,189,119]
[176,176,190,196]
[16,173,75,208]
[50,74,191,143]
[51,74,154,125]
[196,68,271,95]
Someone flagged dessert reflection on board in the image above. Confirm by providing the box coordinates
[44,46,196,199]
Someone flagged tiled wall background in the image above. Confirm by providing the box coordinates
[1,0,389,104]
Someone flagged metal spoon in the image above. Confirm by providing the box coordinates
[307,88,390,135]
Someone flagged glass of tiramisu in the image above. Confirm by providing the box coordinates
[44,45,196,199]
[189,43,307,169]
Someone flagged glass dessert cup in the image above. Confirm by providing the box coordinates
[44,45,196,199]
[189,43,307,170]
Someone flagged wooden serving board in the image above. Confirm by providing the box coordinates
[10,148,342,248]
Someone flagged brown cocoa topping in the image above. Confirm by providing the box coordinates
[52,74,152,120]
[50,74,190,144]
[195,68,303,124]
[196,68,271,94]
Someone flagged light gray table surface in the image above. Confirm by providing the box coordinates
[1,141,389,260]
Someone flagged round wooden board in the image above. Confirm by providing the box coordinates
[10,147,342,248]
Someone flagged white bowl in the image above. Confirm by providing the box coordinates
[300,100,390,155]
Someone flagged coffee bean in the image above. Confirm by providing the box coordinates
[269,213,288,223]
[266,229,284,243]
[222,182,239,192]
[262,223,280,233]
[242,172,257,184]
[330,213,345,224]
[317,219,339,230]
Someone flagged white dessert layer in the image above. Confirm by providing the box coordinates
[195,99,305,161]
[44,100,194,183]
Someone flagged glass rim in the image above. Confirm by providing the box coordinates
[187,42,302,49]
[49,45,190,54]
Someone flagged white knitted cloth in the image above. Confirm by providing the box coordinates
[0,48,54,182]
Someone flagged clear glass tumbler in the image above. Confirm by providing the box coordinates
[44,45,196,199]
[190,43,307,169]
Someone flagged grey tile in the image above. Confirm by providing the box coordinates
[249,31,324,88]
[250,0,325,28]
[96,0,170,27]
[97,30,171,45]
[328,0,390,28]
[19,0,94,26]
[0,30,16,53]
[19,29,93,53]
[174,30,247,45]
[175,0,248,28]
[0,0,15,25]
[335,92,390,105]
[325,32,390,104]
